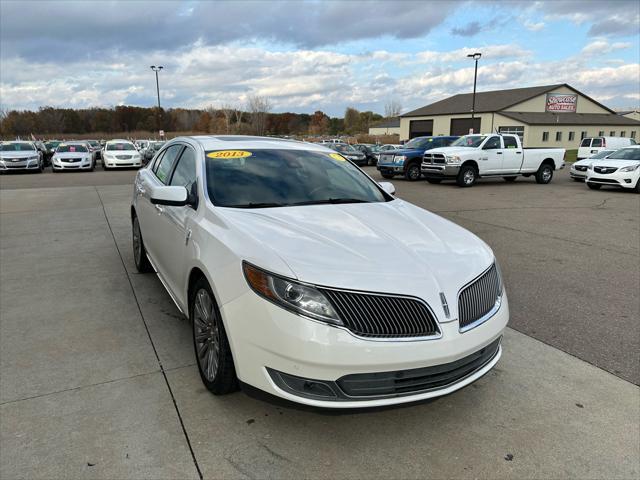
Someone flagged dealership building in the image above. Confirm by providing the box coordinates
[399,83,640,148]
[368,117,401,136]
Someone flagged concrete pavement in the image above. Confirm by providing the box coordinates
[1,172,639,479]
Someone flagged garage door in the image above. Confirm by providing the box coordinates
[450,118,481,136]
[409,120,433,139]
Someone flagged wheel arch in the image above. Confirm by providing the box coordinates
[461,159,479,171]
[541,158,556,170]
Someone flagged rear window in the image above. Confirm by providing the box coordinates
[503,136,518,148]
[57,144,88,153]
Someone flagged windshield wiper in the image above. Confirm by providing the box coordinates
[291,198,370,206]
[225,202,285,209]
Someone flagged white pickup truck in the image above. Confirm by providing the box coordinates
[421,134,565,187]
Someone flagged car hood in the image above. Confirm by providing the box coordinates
[591,159,640,168]
[218,199,494,312]
[0,151,37,159]
[386,148,425,156]
[427,147,477,156]
[339,151,365,158]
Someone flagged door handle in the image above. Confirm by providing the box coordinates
[496,152,503,154]
[154,204,165,214]
[516,151,522,154]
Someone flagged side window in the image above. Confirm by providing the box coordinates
[580,138,591,147]
[503,136,518,149]
[169,147,197,192]
[483,136,501,150]
[154,145,183,184]
[592,138,603,147]
[151,150,166,173]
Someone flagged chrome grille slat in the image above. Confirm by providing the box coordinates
[458,264,501,330]
[320,289,440,339]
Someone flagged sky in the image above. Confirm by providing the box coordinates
[0,0,638,116]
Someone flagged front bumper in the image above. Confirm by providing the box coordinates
[570,168,587,179]
[421,163,461,178]
[52,159,93,170]
[377,163,404,174]
[103,158,142,168]
[0,159,41,170]
[221,289,509,408]
[587,173,637,189]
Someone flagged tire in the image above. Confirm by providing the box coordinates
[190,277,238,395]
[381,172,394,179]
[404,163,421,181]
[634,179,640,194]
[426,178,442,184]
[89,161,95,172]
[456,164,477,187]
[587,182,601,190]
[102,161,109,171]
[535,163,554,184]
[132,215,153,273]
[572,178,583,182]
[503,176,517,182]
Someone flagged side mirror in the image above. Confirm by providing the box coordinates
[379,181,396,195]
[150,185,189,206]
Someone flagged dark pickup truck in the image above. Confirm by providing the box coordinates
[377,136,459,180]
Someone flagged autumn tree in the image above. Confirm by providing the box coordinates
[246,95,272,136]
[384,99,402,118]
[308,110,330,135]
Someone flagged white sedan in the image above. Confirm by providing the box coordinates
[570,150,615,181]
[586,146,640,193]
[102,139,142,169]
[131,136,508,408]
[51,142,95,171]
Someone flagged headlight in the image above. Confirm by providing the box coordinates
[620,164,640,172]
[446,155,461,164]
[243,262,342,326]
[394,155,406,164]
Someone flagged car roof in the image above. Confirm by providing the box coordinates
[106,139,134,143]
[179,135,334,153]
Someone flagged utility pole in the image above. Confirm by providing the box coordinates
[150,66,163,134]
[466,53,481,133]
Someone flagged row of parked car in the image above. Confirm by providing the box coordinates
[0,138,166,173]
[317,140,402,167]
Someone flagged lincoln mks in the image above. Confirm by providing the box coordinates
[131,136,508,408]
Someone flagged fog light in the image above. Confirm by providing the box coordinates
[267,368,339,399]
[624,179,632,183]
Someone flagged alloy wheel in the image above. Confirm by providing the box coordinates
[193,289,220,382]
[464,169,475,185]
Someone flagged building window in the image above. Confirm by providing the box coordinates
[610,131,615,136]
[632,131,637,139]
[555,132,562,141]
[498,126,525,142]
[620,131,626,137]
[569,132,575,141]
[598,131,604,136]
[542,132,549,142]
[581,131,587,140]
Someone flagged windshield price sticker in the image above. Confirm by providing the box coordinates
[329,153,346,162]
[207,150,252,159]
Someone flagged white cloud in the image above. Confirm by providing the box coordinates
[581,39,632,56]
[524,20,545,31]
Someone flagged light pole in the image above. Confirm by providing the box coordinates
[150,66,163,134]
[466,52,481,133]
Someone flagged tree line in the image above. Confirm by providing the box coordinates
[0,96,402,138]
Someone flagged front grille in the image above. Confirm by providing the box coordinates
[591,178,619,184]
[594,166,617,174]
[380,154,394,164]
[337,337,501,397]
[458,264,502,331]
[423,153,446,164]
[116,155,132,160]
[319,289,440,339]
[61,158,82,163]
[574,165,588,171]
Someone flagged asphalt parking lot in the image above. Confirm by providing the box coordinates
[1,166,639,479]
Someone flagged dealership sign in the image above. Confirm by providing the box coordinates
[545,93,578,112]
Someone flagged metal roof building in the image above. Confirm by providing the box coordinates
[399,84,640,148]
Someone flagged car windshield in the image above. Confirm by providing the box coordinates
[0,143,35,151]
[607,148,640,161]
[589,150,615,159]
[206,149,388,208]
[87,141,100,147]
[150,142,165,149]
[106,142,135,151]
[404,137,433,149]
[450,135,487,148]
[57,144,88,153]
[332,144,357,153]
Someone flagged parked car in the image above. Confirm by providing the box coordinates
[33,141,50,166]
[102,139,142,169]
[44,140,62,159]
[421,134,565,187]
[570,149,616,181]
[86,140,102,160]
[328,143,367,166]
[586,146,640,193]
[143,141,166,164]
[51,142,95,172]
[131,136,508,408]
[377,136,459,180]
[0,141,44,173]
[353,144,379,166]
[577,137,636,160]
